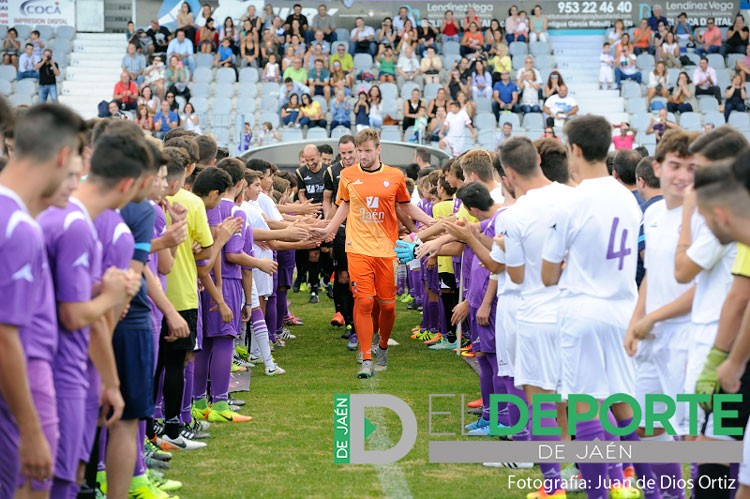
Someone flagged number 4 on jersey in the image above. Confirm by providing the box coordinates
[607,217,632,270]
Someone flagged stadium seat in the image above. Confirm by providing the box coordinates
[237,98,256,116]
[216,67,236,84]
[238,83,258,100]
[678,112,702,131]
[262,82,280,96]
[0,26,7,39]
[717,69,731,89]
[193,67,213,84]
[535,54,555,69]
[443,53,461,69]
[331,126,351,139]
[380,128,401,141]
[380,82,398,101]
[191,81,210,98]
[14,25,32,40]
[354,54,373,72]
[509,42,528,58]
[15,79,37,96]
[630,112,650,132]
[261,94,279,112]
[649,96,667,111]
[55,25,76,40]
[728,54,744,70]
[259,111,280,129]
[640,132,656,146]
[423,83,441,101]
[213,97,232,115]
[698,97,719,113]
[214,81,234,98]
[0,65,17,81]
[35,25,54,40]
[442,41,460,56]
[195,53,213,68]
[335,29,349,43]
[213,127,230,148]
[175,96,187,111]
[282,127,304,141]
[522,112,544,131]
[707,53,725,69]
[477,129,497,149]
[381,98,398,117]
[475,97,492,113]
[666,68,681,86]
[529,42,550,56]
[313,95,328,114]
[11,93,33,107]
[626,96,646,114]
[636,53,655,71]
[703,110,725,127]
[52,39,72,56]
[474,112,497,130]
[400,81,419,99]
[620,81,642,99]
[499,113,521,129]
[0,80,10,96]
[239,67,259,84]
[191,96,209,114]
[211,113,232,128]
[306,127,328,140]
[728,111,750,130]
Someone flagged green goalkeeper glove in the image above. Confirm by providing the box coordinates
[695,347,729,413]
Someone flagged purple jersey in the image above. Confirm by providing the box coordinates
[219,199,246,280]
[147,202,167,326]
[38,199,102,395]
[243,220,256,260]
[0,187,57,362]
[94,209,135,272]
[467,211,500,309]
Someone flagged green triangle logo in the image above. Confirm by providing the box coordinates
[365,417,377,439]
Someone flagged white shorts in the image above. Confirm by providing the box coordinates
[682,322,718,434]
[252,268,273,297]
[514,320,560,391]
[599,66,613,84]
[250,277,260,309]
[559,313,635,400]
[442,136,464,157]
[634,322,690,433]
[740,418,750,485]
[496,293,520,377]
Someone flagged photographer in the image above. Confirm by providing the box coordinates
[35,49,60,102]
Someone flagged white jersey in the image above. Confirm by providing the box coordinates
[500,182,571,323]
[253,192,283,222]
[686,212,737,325]
[240,201,273,260]
[543,176,641,326]
[643,200,693,323]
[490,210,521,297]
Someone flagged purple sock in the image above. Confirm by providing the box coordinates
[410,271,423,306]
[576,419,609,499]
[651,462,684,499]
[485,354,509,425]
[603,411,625,484]
[181,359,194,424]
[421,284,429,329]
[427,300,440,332]
[275,288,287,333]
[97,427,107,471]
[134,420,147,476]
[504,378,529,440]
[691,462,698,484]
[730,463,739,499]
[530,401,561,494]
[154,369,164,419]
[397,266,406,295]
[192,339,211,401]
[265,293,278,336]
[51,479,80,498]
[618,418,661,499]
[478,355,493,421]
[209,337,234,403]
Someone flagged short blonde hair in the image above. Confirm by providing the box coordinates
[355,128,380,148]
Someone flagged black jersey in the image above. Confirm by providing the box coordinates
[295,164,326,204]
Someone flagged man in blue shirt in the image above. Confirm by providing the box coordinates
[329,89,351,131]
[647,5,669,31]
[492,70,519,121]
[153,100,179,139]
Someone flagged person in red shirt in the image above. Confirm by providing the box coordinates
[442,10,460,43]
[113,71,139,111]
[612,122,637,150]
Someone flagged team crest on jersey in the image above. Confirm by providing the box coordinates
[383,180,390,187]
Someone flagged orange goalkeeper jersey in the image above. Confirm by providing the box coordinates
[336,163,411,258]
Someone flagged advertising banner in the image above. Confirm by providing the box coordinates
[3,0,75,26]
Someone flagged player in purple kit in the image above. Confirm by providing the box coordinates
[0,103,86,498]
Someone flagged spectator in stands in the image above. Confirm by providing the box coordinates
[696,18,722,56]
[263,53,280,82]
[377,46,397,82]
[308,58,330,100]
[461,22,484,57]
[261,30,278,65]
[497,121,514,146]
[427,87,448,119]
[442,11,460,43]
[197,17,218,53]
[615,32,633,57]
[147,19,172,56]
[17,43,40,80]
[457,90,476,118]
[647,61,669,107]
[492,70,519,119]
[180,101,202,133]
[166,55,190,100]
[543,84,578,127]
[600,42,614,89]
[138,85,159,116]
[725,73,747,120]
[417,19,438,57]
[329,60,353,96]
[153,99,179,138]
[258,121,281,145]
[350,17,376,57]
[279,77,309,106]
[646,107,678,142]
[285,3,309,32]
[330,44,354,73]
[261,4,275,31]
[647,5,668,31]
[135,104,153,134]
[122,41,146,86]
[402,88,425,133]
[143,55,166,98]
[2,28,20,67]
[658,31,681,68]
[653,19,670,46]
[113,71,138,110]
[615,43,641,89]
[667,71,696,113]
[281,93,301,126]
[519,68,541,113]
[396,20,418,53]
[271,16,286,45]
[489,44,512,82]
[378,17,397,49]
[167,29,195,74]
[516,11,530,41]
[516,55,542,88]
[544,70,565,98]
[27,30,44,60]
[439,100,475,157]
[240,24,259,67]
[608,19,626,50]
[286,20,307,51]
[164,91,180,111]
[485,19,504,49]
[215,37,237,78]
[420,46,443,84]
[299,93,327,128]
[353,90,370,131]
[472,60,493,100]
[369,85,384,128]
[674,13,694,46]
[37,49,59,103]
[196,4,213,28]
[330,89,351,131]
[237,122,253,152]
[445,68,469,101]
[612,122,637,150]
[310,30,331,56]
[219,17,240,54]
[530,5,549,43]
[505,5,520,44]
[693,56,721,103]
[394,7,417,33]
[311,4,336,43]
[107,100,128,119]
[304,42,324,69]
[462,7,481,32]
[633,18,653,55]
[396,45,423,87]
[722,14,749,56]
[737,44,750,81]
[428,106,446,142]
[283,56,308,84]
[176,2,196,47]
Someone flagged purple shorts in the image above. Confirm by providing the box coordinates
[470,303,497,353]
[17,359,59,491]
[80,362,100,463]
[278,267,294,289]
[203,279,242,338]
[53,395,85,483]
[425,266,440,294]
[0,397,20,496]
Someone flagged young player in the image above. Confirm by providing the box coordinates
[540,115,659,499]
[315,129,433,378]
